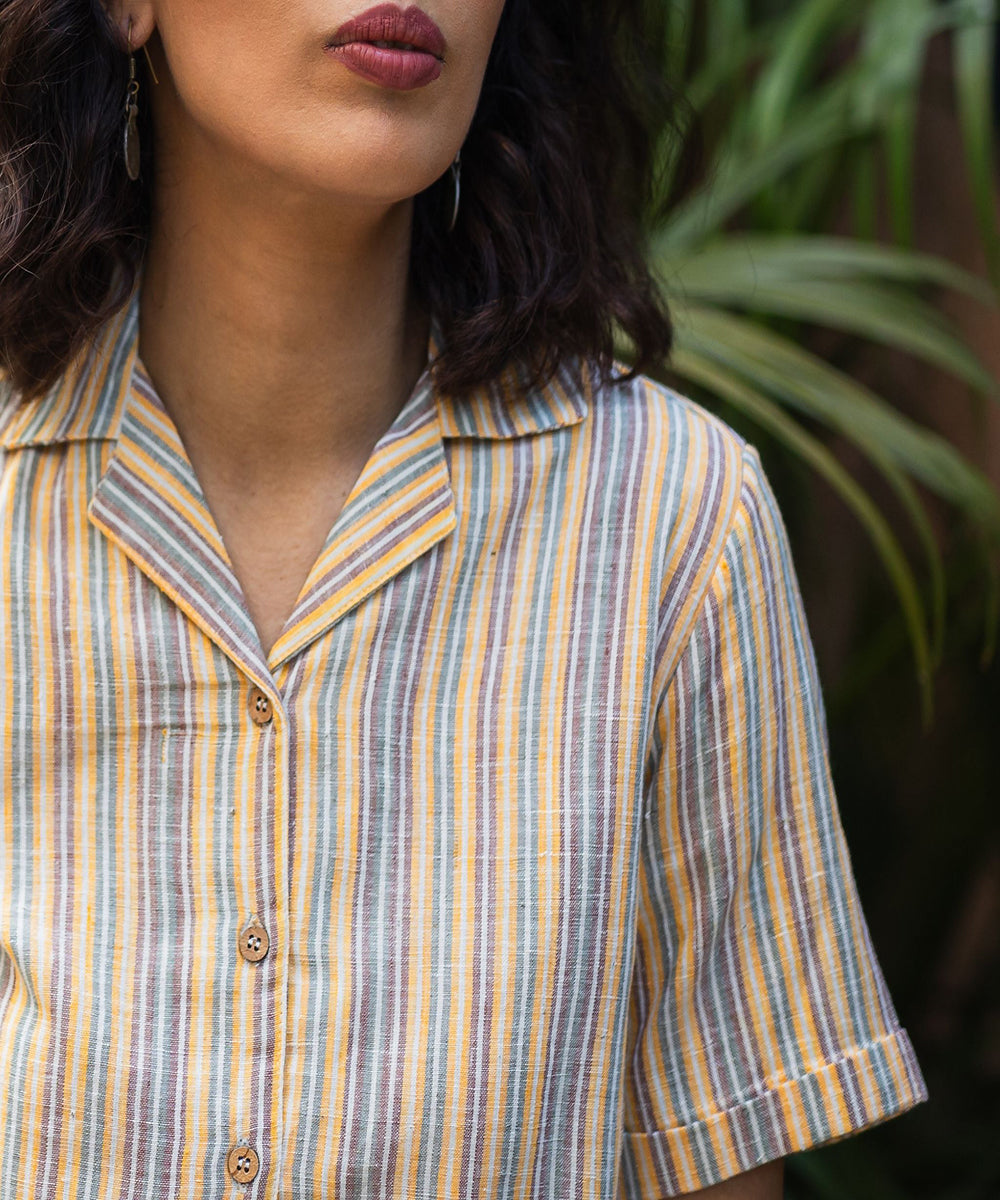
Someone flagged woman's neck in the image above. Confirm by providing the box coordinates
[136,145,430,485]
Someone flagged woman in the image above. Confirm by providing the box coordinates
[0,1,928,1197]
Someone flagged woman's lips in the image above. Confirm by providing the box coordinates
[325,3,445,90]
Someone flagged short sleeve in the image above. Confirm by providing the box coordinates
[619,442,929,1197]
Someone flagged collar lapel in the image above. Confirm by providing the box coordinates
[265,366,456,671]
[434,353,592,440]
[87,350,276,689]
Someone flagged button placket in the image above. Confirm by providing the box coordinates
[266,674,291,1196]
[227,682,277,1192]
[229,676,287,1193]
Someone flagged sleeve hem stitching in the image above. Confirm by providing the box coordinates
[623,1025,928,1143]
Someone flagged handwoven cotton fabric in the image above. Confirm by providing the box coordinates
[0,282,927,1198]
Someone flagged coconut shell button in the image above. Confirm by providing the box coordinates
[248,686,273,726]
[238,916,269,963]
[227,1143,260,1184]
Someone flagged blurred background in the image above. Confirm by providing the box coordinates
[619,1,1000,1196]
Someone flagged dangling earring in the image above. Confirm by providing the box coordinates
[122,16,159,182]
[447,148,461,233]
[123,18,141,180]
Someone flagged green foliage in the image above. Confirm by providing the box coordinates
[618,0,1000,728]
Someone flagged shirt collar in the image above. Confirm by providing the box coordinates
[0,280,594,450]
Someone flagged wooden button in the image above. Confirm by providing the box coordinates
[238,916,269,963]
[227,1143,260,1183]
[248,686,272,726]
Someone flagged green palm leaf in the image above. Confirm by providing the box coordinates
[664,234,995,299]
[662,270,999,398]
[953,0,1000,284]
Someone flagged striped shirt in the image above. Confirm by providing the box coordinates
[0,281,928,1199]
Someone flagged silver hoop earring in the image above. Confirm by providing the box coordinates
[447,149,461,233]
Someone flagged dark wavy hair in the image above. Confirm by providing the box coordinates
[0,0,700,404]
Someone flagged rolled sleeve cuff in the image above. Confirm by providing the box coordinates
[621,1027,929,1197]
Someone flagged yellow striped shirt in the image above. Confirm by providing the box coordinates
[0,281,927,1198]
